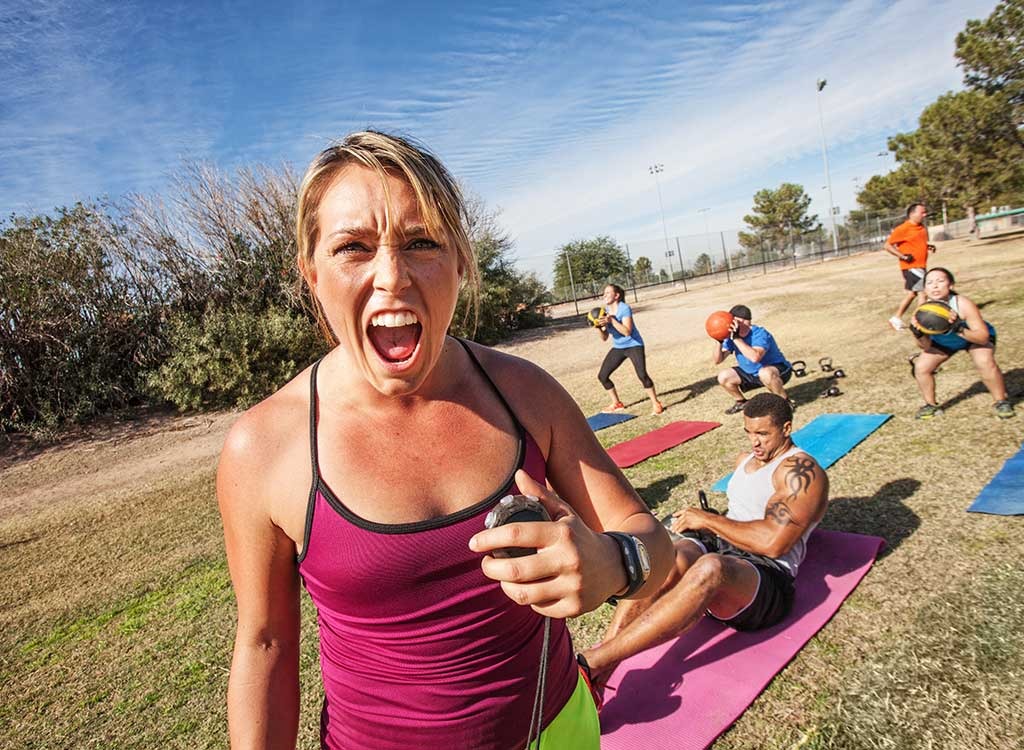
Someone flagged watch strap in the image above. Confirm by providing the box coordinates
[604,531,644,605]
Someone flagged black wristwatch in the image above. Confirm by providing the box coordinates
[604,532,652,605]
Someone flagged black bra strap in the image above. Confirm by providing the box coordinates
[308,358,325,485]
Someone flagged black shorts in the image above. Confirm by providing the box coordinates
[734,364,793,392]
[903,268,925,292]
[681,533,795,631]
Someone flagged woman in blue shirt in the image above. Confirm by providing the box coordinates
[595,284,664,415]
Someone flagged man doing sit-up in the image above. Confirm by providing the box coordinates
[579,393,829,697]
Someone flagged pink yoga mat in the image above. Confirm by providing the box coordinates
[607,421,721,469]
[600,529,885,750]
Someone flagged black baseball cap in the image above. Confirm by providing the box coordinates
[729,305,752,320]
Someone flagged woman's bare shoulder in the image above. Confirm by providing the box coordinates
[461,340,590,460]
[463,341,570,410]
[463,340,558,385]
[218,365,315,498]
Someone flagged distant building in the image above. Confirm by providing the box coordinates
[977,207,1024,238]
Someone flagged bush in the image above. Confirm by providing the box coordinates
[148,305,326,411]
[450,195,551,344]
[0,204,164,431]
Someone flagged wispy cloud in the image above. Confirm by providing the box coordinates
[0,0,995,286]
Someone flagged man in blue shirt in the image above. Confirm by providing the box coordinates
[713,305,793,414]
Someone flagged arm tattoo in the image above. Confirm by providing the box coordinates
[766,457,817,526]
[784,457,816,499]
[766,501,794,526]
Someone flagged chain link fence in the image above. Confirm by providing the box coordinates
[524,209,908,319]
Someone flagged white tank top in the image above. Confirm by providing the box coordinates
[724,444,818,576]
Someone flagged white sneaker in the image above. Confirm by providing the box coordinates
[889,316,905,331]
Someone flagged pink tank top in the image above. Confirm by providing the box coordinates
[297,346,577,749]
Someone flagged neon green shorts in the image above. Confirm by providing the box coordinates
[529,670,601,749]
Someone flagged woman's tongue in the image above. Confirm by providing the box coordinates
[369,323,419,362]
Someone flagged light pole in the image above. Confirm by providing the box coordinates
[563,249,579,315]
[697,207,712,253]
[649,163,672,259]
[815,79,839,253]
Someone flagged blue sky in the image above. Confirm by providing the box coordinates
[0,0,996,281]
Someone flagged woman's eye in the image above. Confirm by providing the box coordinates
[407,238,440,251]
[333,242,370,255]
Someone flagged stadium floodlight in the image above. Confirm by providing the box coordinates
[648,163,672,261]
[815,79,839,253]
[697,207,712,253]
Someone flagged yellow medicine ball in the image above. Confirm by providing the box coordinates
[913,300,955,335]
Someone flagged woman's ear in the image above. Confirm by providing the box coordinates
[300,254,318,292]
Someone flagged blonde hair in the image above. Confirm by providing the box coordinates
[295,131,479,344]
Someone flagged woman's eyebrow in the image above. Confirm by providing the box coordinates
[324,226,370,241]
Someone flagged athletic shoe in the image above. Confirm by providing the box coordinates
[994,400,1016,419]
[915,404,942,420]
[724,400,747,415]
[889,316,905,331]
[608,401,626,411]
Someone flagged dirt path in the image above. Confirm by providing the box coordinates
[0,412,237,522]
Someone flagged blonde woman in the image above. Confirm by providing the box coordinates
[217,131,672,749]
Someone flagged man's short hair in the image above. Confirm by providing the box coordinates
[743,393,792,427]
[729,304,752,320]
[906,202,925,217]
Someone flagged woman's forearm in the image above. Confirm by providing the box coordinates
[227,640,301,750]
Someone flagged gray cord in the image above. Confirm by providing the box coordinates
[525,616,551,749]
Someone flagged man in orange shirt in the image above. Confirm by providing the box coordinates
[884,203,936,331]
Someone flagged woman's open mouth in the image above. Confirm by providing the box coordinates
[367,311,422,365]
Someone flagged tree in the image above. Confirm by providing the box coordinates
[888,90,1024,223]
[451,195,550,344]
[956,0,1024,127]
[855,168,925,213]
[551,236,629,296]
[737,183,820,253]
[692,252,713,276]
[633,256,653,283]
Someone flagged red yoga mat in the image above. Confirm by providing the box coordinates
[607,421,721,469]
[599,529,885,749]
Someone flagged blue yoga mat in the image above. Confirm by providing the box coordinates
[587,412,637,431]
[711,413,892,492]
[968,443,1024,515]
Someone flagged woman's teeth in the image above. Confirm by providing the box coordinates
[371,311,419,328]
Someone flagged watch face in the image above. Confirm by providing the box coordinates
[633,536,651,580]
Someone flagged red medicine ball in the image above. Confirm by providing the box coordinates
[705,310,734,341]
